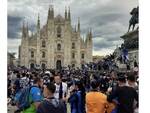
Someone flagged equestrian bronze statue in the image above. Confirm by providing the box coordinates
[128,6,139,32]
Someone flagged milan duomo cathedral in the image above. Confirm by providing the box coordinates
[19,6,93,69]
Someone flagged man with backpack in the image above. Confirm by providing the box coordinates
[37,83,66,113]
[15,76,43,113]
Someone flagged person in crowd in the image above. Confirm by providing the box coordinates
[68,80,86,113]
[127,73,139,113]
[13,73,21,94]
[54,73,68,112]
[23,76,43,113]
[8,75,12,98]
[20,73,29,88]
[133,61,138,77]
[37,83,66,113]
[107,70,118,95]
[86,80,108,113]
[127,73,138,90]
[107,74,138,113]
[29,75,34,86]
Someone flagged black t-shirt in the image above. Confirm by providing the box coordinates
[37,97,66,113]
[107,86,138,113]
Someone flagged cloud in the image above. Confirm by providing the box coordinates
[93,37,123,51]
[8,38,21,57]
[7,16,23,39]
[7,0,138,56]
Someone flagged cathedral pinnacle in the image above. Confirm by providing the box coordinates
[37,13,40,29]
[48,5,54,20]
[26,22,29,36]
[65,6,67,20]
[68,6,71,21]
[78,17,80,32]
[89,28,92,40]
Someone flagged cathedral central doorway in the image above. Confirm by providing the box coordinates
[41,63,46,69]
[30,63,34,69]
[56,60,61,70]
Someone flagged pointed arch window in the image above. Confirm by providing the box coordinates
[57,44,61,51]
[42,40,46,47]
[31,51,34,58]
[72,53,75,59]
[57,26,61,38]
[81,53,84,59]
[42,51,46,58]
[72,43,75,49]
[72,64,75,68]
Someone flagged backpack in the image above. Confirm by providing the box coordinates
[15,86,35,110]
[40,97,66,113]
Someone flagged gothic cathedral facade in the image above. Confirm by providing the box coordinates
[19,6,93,69]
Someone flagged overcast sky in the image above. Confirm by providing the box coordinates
[8,0,138,58]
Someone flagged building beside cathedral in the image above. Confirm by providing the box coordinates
[19,6,93,69]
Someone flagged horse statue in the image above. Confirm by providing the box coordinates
[128,6,139,32]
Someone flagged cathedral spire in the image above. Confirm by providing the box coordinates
[22,21,25,37]
[52,5,54,18]
[37,13,40,34]
[74,25,76,32]
[78,17,80,32]
[47,7,50,24]
[89,28,92,41]
[65,6,67,20]
[37,13,40,29]
[22,21,25,33]
[48,5,54,20]
[26,22,29,36]
[68,6,71,21]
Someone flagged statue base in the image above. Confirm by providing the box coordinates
[120,29,139,68]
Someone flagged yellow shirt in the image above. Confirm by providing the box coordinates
[86,92,108,113]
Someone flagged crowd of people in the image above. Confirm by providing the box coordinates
[7,61,139,113]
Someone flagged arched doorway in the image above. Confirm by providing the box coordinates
[30,63,34,69]
[41,63,46,69]
[72,64,75,68]
[56,60,61,70]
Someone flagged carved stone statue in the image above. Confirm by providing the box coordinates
[128,6,139,32]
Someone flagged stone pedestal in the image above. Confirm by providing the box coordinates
[120,29,139,68]
[121,29,138,50]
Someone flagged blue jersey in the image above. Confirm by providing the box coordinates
[30,86,43,102]
[68,91,85,113]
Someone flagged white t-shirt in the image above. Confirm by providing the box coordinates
[54,82,67,99]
